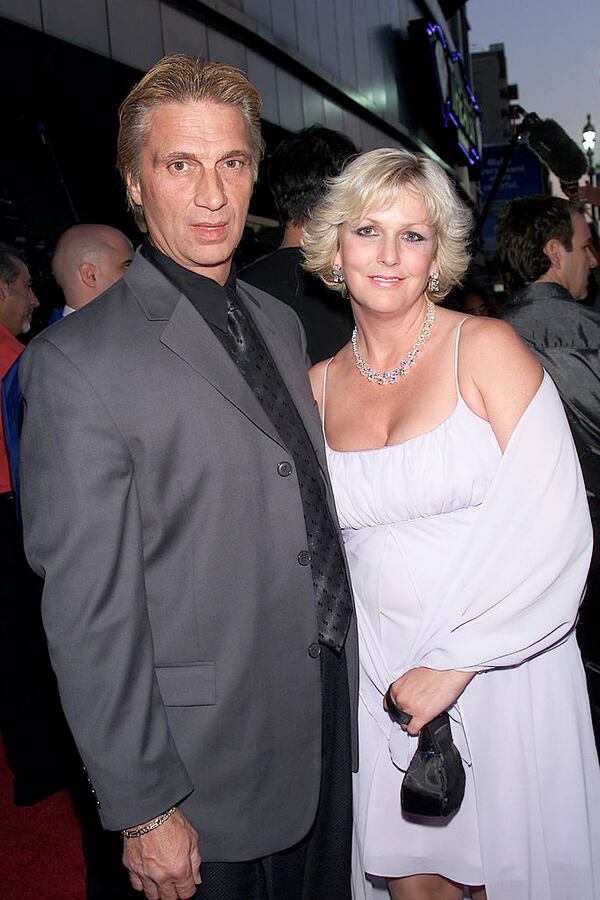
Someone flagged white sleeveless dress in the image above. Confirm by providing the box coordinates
[322,321,600,899]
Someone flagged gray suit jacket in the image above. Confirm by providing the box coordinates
[19,250,358,861]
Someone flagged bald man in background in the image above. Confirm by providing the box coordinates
[3,224,134,491]
[49,224,133,322]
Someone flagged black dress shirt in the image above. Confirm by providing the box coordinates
[141,240,234,334]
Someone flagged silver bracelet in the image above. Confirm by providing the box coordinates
[121,806,177,838]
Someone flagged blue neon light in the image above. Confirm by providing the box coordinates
[427,21,481,164]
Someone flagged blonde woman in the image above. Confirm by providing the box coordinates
[304,148,600,900]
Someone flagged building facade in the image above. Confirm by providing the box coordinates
[0,0,481,254]
[472,43,518,145]
[472,42,549,258]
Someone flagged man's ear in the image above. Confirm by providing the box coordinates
[79,262,97,289]
[543,237,565,271]
[126,172,142,208]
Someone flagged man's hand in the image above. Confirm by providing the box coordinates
[385,667,475,736]
[123,809,201,900]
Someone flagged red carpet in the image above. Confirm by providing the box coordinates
[0,741,86,900]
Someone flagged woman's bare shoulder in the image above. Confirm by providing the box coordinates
[458,316,543,450]
[459,315,542,381]
[459,313,521,342]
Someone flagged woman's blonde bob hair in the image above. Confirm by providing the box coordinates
[302,148,473,300]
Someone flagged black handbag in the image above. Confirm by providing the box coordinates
[385,686,466,819]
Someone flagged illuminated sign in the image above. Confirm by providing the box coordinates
[426,22,482,167]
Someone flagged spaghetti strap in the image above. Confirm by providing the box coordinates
[321,358,335,436]
[454,317,469,399]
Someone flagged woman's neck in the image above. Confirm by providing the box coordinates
[351,297,430,371]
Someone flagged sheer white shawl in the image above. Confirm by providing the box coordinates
[355,374,600,900]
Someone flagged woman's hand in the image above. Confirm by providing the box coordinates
[385,667,475,736]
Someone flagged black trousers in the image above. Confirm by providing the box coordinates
[195,644,353,900]
[0,493,76,805]
[72,780,140,900]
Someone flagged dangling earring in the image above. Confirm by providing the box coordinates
[428,271,440,293]
[332,265,344,285]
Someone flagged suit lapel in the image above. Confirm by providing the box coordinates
[237,284,329,478]
[159,295,286,450]
[126,250,326,468]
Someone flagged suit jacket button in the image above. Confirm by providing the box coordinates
[297,550,311,566]
[277,461,293,477]
[308,642,321,658]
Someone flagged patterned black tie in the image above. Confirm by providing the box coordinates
[225,294,353,653]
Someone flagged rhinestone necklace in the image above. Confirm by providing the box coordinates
[351,299,436,385]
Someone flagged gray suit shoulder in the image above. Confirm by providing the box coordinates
[25,279,135,368]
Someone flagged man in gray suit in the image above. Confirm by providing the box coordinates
[19,55,357,900]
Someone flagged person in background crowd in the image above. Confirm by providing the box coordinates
[497,194,600,751]
[0,246,38,344]
[3,224,134,502]
[19,54,357,900]
[0,244,71,808]
[303,149,600,900]
[48,224,133,322]
[458,284,492,317]
[576,184,600,308]
[241,124,357,362]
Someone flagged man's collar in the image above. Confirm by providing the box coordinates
[507,280,576,307]
[140,240,237,331]
[0,321,22,345]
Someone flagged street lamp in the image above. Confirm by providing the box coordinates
[582,113,596,183]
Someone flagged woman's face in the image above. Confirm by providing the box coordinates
[334,186,437,316]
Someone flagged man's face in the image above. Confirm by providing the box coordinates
[558,213,597,300]
[127,100,255,284]
[94,233,134,296]
[0,257,39,336]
